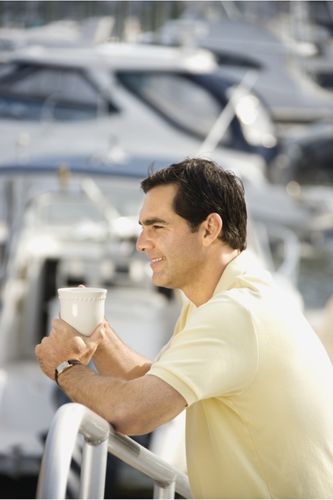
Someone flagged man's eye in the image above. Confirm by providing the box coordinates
[153,225,163,230]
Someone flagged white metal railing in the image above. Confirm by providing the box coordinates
[256,222,300,286]
[36,402,192,499]
[197,69,258,156]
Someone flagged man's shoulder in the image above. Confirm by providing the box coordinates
[190,290,253,331]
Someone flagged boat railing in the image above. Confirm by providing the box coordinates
[36,402,192,499]
[270,224,300,284]
[255,221,300,286]
[197,69,258,156]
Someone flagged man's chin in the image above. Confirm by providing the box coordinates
[152,277,164,287]
[152,275,171,289]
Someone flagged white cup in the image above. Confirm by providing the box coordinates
[58,287,107,336]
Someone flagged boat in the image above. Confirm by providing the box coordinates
[138,10,333,199]
[143,6,333,129]
[0,40,273,180]
[269,121,333,184]
[0,17,115,58]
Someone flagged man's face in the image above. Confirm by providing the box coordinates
[137,184,206,294]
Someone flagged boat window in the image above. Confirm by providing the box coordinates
[40,200,106,226]
[213,51,263,70]
[30,180,143,228]
[0,62,17,79]
[0,63,116,120]
[309,70,333,92]
[117,71,231,144]
[101,182,143,216]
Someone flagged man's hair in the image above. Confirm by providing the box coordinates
[141,158,247,251]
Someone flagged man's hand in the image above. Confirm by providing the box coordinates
[35,318,106,380]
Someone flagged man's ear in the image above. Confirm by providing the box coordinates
[202,213,223,246]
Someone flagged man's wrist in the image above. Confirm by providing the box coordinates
[55,359,82,386]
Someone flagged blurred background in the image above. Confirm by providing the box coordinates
[0,1,332,498]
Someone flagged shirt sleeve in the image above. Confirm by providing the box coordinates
[148,296,259,406]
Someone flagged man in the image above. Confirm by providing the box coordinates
[36,158,333,498]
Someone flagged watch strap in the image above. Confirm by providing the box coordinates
[55,359,81,386]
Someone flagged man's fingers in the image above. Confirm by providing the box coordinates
[51,317,67,329]
[51,318,79,335]
[87,321,106,343]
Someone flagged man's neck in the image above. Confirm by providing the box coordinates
[183,247,241,307]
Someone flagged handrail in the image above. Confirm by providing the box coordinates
[264,223,300,285]
[36,402,191,499]
[197,69,258,156]
[36,403,109,499]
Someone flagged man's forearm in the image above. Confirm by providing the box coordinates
[93,329,152,380]
[57,363,129,430]
[56,363,186,436]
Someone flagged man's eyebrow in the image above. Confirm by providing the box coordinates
[138,217,168,226]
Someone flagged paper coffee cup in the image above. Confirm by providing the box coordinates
[58,287,107,336]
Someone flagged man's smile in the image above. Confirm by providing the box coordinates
[150,257,164,267]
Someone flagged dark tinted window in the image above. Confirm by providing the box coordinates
[0,63,116,121]
[117,71,232,144]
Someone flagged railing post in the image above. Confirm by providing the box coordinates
[36,406,83,499]
[36,403,110,499]
[153,480,176,499]
[80,439,109,499]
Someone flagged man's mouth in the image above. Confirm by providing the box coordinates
[151,257,163,265]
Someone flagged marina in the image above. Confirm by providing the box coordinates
[0,1,332,498]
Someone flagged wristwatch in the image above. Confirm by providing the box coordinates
[55,359,81,386]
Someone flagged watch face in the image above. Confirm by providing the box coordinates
[55,359,81,385]
[57,359,81,372]
[56,361,71,374]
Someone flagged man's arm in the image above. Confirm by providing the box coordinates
[91,322,152,380]
[56,366,186,435]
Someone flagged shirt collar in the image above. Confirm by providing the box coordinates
[214,249,272,295]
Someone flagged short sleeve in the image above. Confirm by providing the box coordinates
[148,296,259,406]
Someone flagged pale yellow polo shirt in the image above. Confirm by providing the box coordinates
[148,250,333,499]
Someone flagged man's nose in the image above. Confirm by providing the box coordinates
[136,230,150,252]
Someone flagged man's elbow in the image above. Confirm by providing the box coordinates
[111,406,159,436]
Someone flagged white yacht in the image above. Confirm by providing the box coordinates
[0,41,272,184]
